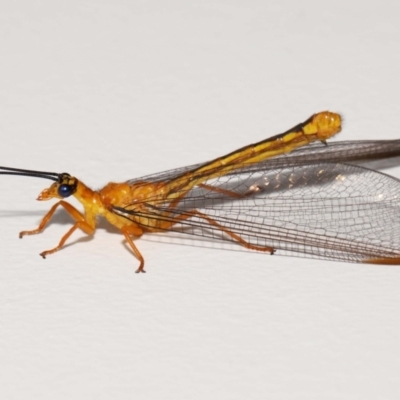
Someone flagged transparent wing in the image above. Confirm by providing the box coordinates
[115,162,400,264]
[127,139,400,185]
[264,139,400,170]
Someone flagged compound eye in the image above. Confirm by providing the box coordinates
[58,184,74,198]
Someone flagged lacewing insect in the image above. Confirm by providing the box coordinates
[2,111,400,272]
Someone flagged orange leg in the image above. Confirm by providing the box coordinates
[168,182,243,211]
[197,183,243,198]
[19,200,95,258]
[199,183,271,198]
[170,182,260,212]
[120,225,146,273]
[157,183,275,254]
[162,209,275,254]
[192,210,275,253]
[198,183,267,198]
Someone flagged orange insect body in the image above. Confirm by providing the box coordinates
[4,110,400,272]
[16,111,340,272]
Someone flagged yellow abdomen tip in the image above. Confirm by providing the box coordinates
[311,111,342,140]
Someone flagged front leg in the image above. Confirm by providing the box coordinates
[20,200,95,258]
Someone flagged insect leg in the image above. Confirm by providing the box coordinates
[40,220,95,258]
[167,183,242,211]
[20,201,88,237]
[198,183,266,198]
[19,200,95,258]
[170,209,275,254]
[120,225,146,273]
[197,183,243,198]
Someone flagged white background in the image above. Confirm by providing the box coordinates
[1,1,400,399]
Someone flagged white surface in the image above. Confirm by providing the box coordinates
[1,1,400,399]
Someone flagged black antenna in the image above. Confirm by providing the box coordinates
[0,166,61,182]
